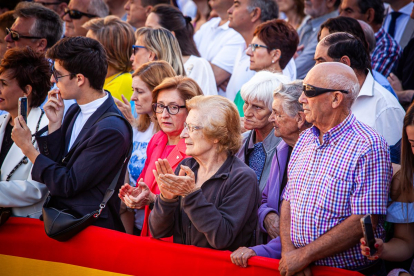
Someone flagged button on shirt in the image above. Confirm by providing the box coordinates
[283,114,391,269]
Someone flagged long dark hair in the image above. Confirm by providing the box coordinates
[150,4,200,57]
[399,103,414,201]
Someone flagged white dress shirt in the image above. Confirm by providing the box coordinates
[351,71,405,146]
[383,2,414,45]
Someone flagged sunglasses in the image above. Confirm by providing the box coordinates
[303,84,349,98]
[6,28,43,41]
[132,45,146,55]
[64,8,98,19]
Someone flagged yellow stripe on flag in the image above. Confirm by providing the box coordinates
[0,254,132,276]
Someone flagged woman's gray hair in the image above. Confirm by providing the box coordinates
[274,80,304,117]
[241,71,287,111]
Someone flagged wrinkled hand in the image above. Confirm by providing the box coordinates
[118,180,155,209]
[11,116,33,153]
[157,164,196,197]
[387,73,403,92]
[114,95,135,125]
[230,247,256,268]
[44,89,64,131]
[264,212,280,239]
[153,159,177,200]
[360,237,381,260]
[279,248,311,276]
[292,267,312,276]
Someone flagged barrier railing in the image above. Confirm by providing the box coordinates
[0,217,362,276]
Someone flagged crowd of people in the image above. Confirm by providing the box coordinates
[0,0,413,275]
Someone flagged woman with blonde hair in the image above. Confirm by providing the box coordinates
[148,95,260,250]
[84,15,135,101]
[130,27,185,76]
[119,76,202,236]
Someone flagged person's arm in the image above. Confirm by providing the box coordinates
[210,63,231,88]
[148,194,179,238]
[279,200,296,255]
[181,167,259,250]
[32,124,130,198]
[0,179,47,207]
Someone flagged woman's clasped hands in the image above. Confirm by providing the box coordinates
[153,159,197,200]
[118,179,155,209]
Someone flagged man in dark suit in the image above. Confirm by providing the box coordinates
[12,37,132,232]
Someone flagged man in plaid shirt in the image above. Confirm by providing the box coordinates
[278,62,392,276]
[340,0,402,77]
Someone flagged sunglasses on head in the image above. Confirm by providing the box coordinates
[303,84,349,98]
[64,8,98,19]
[6,28,43,41]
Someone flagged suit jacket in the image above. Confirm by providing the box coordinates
[0,107,48,218]
[32,93,132,232]
[138,130,188,237]
[400,17,414,50]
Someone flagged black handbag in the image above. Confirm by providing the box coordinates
[0,208,11,226]
[41,112,132,242]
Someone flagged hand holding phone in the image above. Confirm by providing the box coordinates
[18,97,28,123]
[360,214,377,256]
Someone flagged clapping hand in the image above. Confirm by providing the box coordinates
[154,159,197,199]
[118,179,155,209]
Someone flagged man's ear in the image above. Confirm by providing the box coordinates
[76,73,86,87]
[57,2,68,17]
[37,38,48,53]
[145,5,153,16]
[339,55,351,67]
[331,91,345,109]
[250,7,261,23]
[365,8,376,25]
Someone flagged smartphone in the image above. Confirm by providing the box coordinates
[360,214,377,256]
[18,97,28,123]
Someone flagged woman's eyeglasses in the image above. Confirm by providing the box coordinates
[64,8,98,19]
[6,28,43,41]
[152,103,186,115]
[184,122,203,133]
[248,44,273,52]
[303,84,349,98]
[132,45,146,55]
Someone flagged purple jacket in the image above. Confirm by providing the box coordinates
[250,140,291,258]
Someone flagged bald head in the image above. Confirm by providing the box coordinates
[358,20,376,53]
[305,62,360,106]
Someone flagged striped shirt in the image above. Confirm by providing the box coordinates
[283,114,392,269]
[372,27,402,77]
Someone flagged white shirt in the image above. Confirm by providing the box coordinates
[225,46,297,101]
[184,55,218,96]
[68,93,108,150]
[383,2,414,44]
[194,17,245,94]
[351,72,405,146]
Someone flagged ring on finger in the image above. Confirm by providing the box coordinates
[241,252,244,256]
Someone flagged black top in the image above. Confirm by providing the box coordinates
[394,37,414,91]
[0,121,14,168]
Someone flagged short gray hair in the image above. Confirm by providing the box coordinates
[274,80,304,117]
[88,0,109,18]
[15,2,63,49]
[247,0,279,22]
[325,73,360,107]
[241,71,288,111]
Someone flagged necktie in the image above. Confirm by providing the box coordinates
[388,11,402,38]
[248,142,266,182]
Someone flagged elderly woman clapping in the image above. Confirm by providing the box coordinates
[236,71,290,192]
[231,81,312,267]
[149,95,260,250]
